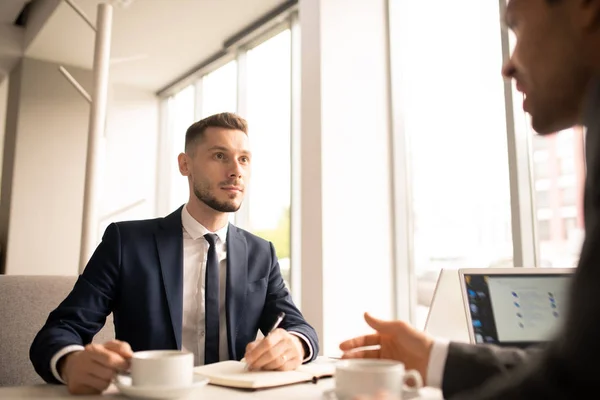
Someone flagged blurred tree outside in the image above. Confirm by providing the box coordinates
[255,207,290,259]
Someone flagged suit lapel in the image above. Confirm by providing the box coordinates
[225,224,248,359]
[155,206,184,350]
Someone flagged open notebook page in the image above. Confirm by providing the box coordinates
[194,358,336,389]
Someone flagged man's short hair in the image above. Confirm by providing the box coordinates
[185,112,248,153]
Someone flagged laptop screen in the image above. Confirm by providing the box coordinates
[462,272,573,348]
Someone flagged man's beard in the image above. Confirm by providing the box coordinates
[193,180,241,213]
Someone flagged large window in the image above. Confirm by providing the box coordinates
[530,129,585,268]
[167,85,196,211]
[202,61,237,118]
[243,29,293,285]
[389,0,513,328]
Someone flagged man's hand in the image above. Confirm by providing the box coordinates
[339,313,433,386]
[243,329,304,371]
[60,339,133,395]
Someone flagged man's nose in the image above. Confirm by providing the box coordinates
[229,161,243,178]
[501,59,516,79]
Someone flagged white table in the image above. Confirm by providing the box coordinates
[0,380,443,399]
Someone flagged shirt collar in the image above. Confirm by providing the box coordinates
[181,204,229,242]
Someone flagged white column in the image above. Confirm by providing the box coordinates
[299,0,397,355]
[498,0,538,269]
[234,51,251,229]
[79,3,113,272]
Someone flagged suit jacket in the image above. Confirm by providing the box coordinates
[442,343,544,398]
[441,78,600,400]
[30,207,319,384]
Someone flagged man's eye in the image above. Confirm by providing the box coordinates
[240,156,250,163]
[215,153,225,160]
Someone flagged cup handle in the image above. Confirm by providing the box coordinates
[402,369,423,394]
[112,370,131,385]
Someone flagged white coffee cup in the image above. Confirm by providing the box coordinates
[127,350,194,388]
[335,359,423,400]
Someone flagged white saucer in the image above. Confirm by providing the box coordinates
[115,375,209,399]
[323,389,423,400]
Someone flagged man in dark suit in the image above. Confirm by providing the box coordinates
[30,112,318,395]
[341,0,600,399]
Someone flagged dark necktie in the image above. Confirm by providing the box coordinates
[204,233,220,364]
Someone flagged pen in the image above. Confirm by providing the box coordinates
[268,312,286,335]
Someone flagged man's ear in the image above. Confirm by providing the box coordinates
[178,153,190,176]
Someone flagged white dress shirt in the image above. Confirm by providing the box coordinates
[180,204,229,365]
[426,338,450,389]
[50,204,312,382]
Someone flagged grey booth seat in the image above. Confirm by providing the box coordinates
[0,275,115,386]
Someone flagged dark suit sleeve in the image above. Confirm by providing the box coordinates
[444,218,600,400]
[442,342,544,398]
[258,242,319,362]
[29,223,122,384]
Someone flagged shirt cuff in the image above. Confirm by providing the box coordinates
[50,345,85,384]
[288,331,313,363]
[426,338,449,388]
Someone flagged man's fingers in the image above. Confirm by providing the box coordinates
[262,328,286,344]
[63,347,122,395]
[104,340,133,358]
[339,334,381,351]
[273,351,301,371]
[364,313,402,334]
[247,331,304,371]
[245,331,286,365]
[245,340,259,355]
[243,341,261,365]
[341,349,381,359]
[88,360,117,381]
[85,344,129,371]
[263,347,300,371]
[249,338,287,369]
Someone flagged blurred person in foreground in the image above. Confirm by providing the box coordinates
[343,0,600,399]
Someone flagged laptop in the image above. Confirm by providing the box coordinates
[458,268,574,348]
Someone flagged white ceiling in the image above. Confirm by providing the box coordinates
[24,0,288,91]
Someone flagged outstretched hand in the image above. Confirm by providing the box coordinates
[339,312,433,385]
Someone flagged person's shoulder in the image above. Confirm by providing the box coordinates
[112,216,163,231]
[229,224,270,248]
[106,209,181,239]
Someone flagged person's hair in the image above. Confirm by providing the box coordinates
[184,112,248,153]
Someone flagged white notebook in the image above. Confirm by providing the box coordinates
[193,358,336,390]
